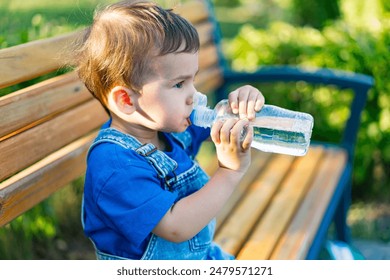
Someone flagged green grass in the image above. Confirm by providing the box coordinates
[348,203,390,243]
[0,0,116,47]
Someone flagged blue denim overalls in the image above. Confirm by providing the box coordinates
[82,128,234,260]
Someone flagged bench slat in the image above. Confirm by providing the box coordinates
[0,132,97,227]
[215,153,295,255]
[0,72,91,140]
[196,145,273,232]
[270,147,347,259]
[195,66,223,93]
[0,99,108,182]
[0,32,78,89]
[0,13,212,90]
[197,22,214,47]
[194,21,224,93]
[175,1,209,24]
[216,150,272,229]
[199,44,219,72]
[236,146,324,259]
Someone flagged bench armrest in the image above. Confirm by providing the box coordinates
[223,66,373,89]
[218,66,374,160]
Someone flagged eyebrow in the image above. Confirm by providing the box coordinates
[171,69,199,81]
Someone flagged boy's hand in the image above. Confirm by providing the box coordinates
[228,85,265,120]
[211,85,264,173]
[211,117,253,173]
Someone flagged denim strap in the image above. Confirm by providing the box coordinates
[135,143,178,180]
[88,128,177,181]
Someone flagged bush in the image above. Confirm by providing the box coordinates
[291,0,341,29]
[224,18,390,201]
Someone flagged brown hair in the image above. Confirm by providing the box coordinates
[75,0,199,111]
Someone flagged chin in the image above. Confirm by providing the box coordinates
[162,126,186,134]
[175,126,188,133]
[177,123,191,133]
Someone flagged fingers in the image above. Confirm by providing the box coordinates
[228,85,265,120]
[241,124,253,151]
[228,89,246,118]
[211,118,235,145]
[211,118,251,150]
[229,118,249,145]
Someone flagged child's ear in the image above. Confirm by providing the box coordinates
[108,86,136,115]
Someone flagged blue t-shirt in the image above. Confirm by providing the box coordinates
[83,124,210,259]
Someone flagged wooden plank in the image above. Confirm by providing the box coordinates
[175,0,209,24]
[270,147,347,259]
[199,44,219,72]
[194,13,221,88]
[0,132,97,227]
[0,72,91,140]
[196,141,273,230]
[197,22,214,47]
[0,99,108,182]
[0,5,212,89]
[195,66,223,94]
[196,145,273,231]
[215,153,295,256]
[236,146,324,259]
[0,1,210,90]
[216,150,272,229]
[0,32,80,89]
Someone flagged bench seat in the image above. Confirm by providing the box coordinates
[196,143,348,259]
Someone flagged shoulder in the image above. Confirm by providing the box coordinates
[88,141,151,171]
[85,142,159,197]
[88,144,176,209]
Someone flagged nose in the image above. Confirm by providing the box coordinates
[186,88,197,107]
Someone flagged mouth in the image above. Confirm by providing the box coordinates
[186,117,192,126]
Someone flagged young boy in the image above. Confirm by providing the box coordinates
[76,0,264,260]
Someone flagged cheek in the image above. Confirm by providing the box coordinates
[143,97,172,120]
[138,90,185,122]
[157,95,182,111]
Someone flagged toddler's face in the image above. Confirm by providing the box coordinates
[136,51,199,133]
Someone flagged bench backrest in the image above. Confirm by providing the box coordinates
[0,0,220,227]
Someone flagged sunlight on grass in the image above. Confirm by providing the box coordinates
[4,0,116,11]
[348,202,390,242]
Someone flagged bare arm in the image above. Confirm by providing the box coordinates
[153,119,251,242]
[153,86,264,242]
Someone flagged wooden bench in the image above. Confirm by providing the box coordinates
[0,0,374,259]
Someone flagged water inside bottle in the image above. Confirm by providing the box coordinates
[250,117,313,156]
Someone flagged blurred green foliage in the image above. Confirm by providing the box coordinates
[0,203,56,259]
[0,0,107,47]
[222,0,390,201]
[291,0,341,29]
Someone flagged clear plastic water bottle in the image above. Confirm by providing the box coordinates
[192,92,314,156]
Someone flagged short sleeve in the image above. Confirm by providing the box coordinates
[187,125,210,156]
[96,161,177,247]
